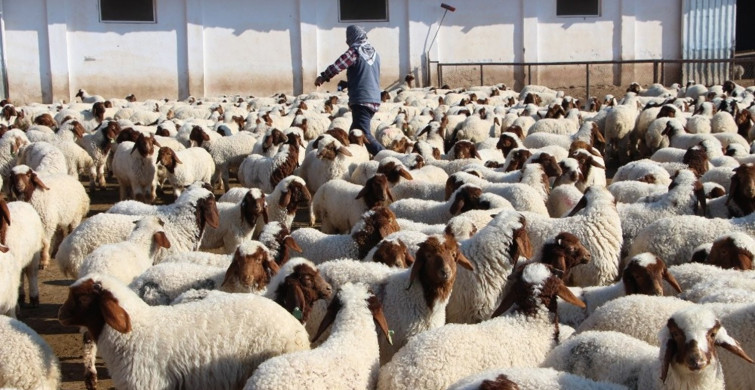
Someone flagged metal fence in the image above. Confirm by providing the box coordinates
[430,56,755,103]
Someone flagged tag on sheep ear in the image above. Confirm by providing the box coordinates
[292,307,303,321]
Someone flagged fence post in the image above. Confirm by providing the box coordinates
[585,64,590,111]
[480,65,484,86]
[653,61,658,84]
[527,64,532,85]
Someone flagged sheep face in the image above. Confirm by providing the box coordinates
[410,234,473,309]
[58,278,132,341]
[189,126,210,147]
[274,263,332,323]
[707,235,753,270]
[492,263,585,319]
[317,141,352,160]
[157,147,181,174]
[9,165,49,202]
[263,128,288,152]
[34,113,56,128]
[727,163,755,217]
[69,121,86,139]
[240,189,268,227]
[530,153,562,178]
[356,174,394,208]
[451,140,480,160]
[100,121,122,153]
[622,253,681,296]
[92,102,106,122]
[1,105,17,121]
[449,185,488,215]
[116,127,141,143]
[194,194,221,243]
[221,245,279,293]
[505,149,532,172]
[129,134,159,158]
[279,178,312,214]
[541,232,589,280]
[371,239,414,268]
[660,307,753,382]
[389,136,412,153]
[351,207,401,259]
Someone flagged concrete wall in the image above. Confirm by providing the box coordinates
[0,0,683,104]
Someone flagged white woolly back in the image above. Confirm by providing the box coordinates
[259,221,285,244]
[718,231,755,258]
[522,263,551,286]
[630,252,658,268]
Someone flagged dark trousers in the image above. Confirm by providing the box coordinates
[349,104,385,156]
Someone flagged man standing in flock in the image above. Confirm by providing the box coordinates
[315,25,385,156]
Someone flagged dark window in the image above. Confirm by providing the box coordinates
[100,0,155,23]
[557,0,600,17]
[339,0,388,22]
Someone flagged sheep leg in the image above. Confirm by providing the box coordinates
[23,262,39,307]
[40,237,51,270]
[83,331,98,390]
[118,182,129,201]
[88,164,97,191]
[97,163,107,189]
[221,168,231,193]
[17,273,25,305]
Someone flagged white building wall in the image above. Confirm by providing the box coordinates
[0,0,683,104]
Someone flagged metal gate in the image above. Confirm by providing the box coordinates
[682,0,737,85]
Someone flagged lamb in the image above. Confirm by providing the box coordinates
[155,146,214,198]
[0,200,44,317]
[55,186,219,277]
[613,159,673,187]
[219,175,311,230]
[244,282,392,390]
[544,306,754,390]
[9,164,89,269]
[200,188,267,253]
[558,253,682,328]
[390,183,510,224]
[291,206,401,263]
[0,316,61,390]
[362,236,416,268]
[78,120,121,191]
[444,210,534,324]
[312,174,393,234]
[376,262,586,390]
[547,159,586,217]
[447,367,629,390]
[444,170,550,216]
[523,186,623,287]
[131,241,280,305]
[316,232,474,364]
[58,273,311,390]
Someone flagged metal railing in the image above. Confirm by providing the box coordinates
[429,57,755,102]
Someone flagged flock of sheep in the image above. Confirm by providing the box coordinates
[0,77,754,390]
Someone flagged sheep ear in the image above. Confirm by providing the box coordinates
[221,249,242,288]
[265,255,280,276]
[100,290,132,334]
[455,250,474,271]
[202,197,220,229]
[513,225,533,260]
[172,152,182,165]
[338,146,352,157]
[284,236,302,253]
[726,170,739,207]
[693,181,706,216]
[661,339,676,383]
[399,169,413,180]
[590,159,605,170]
[130,142,139,155]
[279,190,292,208]
[31,172,50,190]
[261,205,269,224]
[449,192,465,215]
[152,232,171,249]
[404,249,415,266]
[386,187,395,203]
[0,199,10,226]
[663,265,683,293]
[312,294,342,343]
[406,253,426,290]
[368,295,393,345]
[491,288,516,317]
[355,186,368,200]
[283,279,308,323]
[567,194,588,217]
[556,284,586,308]
[715,326,755,364]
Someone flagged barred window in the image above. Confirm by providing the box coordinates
[100,0,156,23]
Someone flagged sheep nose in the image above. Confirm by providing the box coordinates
[687,353,706,371]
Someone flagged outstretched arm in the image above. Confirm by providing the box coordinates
[315,47,357,86]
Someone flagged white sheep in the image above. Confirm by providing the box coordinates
[545,306,754,390]
[200,188,267,253]
[155,146,214,198]
[390,183,511,224]
[17,141,68,175]
[9,164,89,270]
[607,178,667,204]
[376,262,586,390]
[297,135,354,194]
[612,159,673,187]
[447,367,629,390]
[111,134,160,202]
[244,282,392,390]
[189,125,257,192]
[445,171,550,216]
[291,206,400,264]
[219,175,311,231]
[523,120,605,150]
[0,200,44,317]
[58,273,311,390]
[523,186,623,287]
[78,120,120,191]
[312,174,393,234]
[55,186,219,277]
[0,316,61,390]
[238,142,300,194]
[316,233,474,365]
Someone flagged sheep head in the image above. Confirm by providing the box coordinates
[59,278,132,341]
[221,243,279,293]
[240,188,268,227]
[274,260,332,323]
[157,146,181,174]
[539,231,589,281]
[726,163,755,217]
[408,233,473,310]
[278,177,312,215]
[622,253,681,296]
[370,238,414,268]
[660,306,753,383]
[357,174,394,208]
[376,159,413,184]
[351,206,401,259]
[9,165,49,202]
[707,233,754,270]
